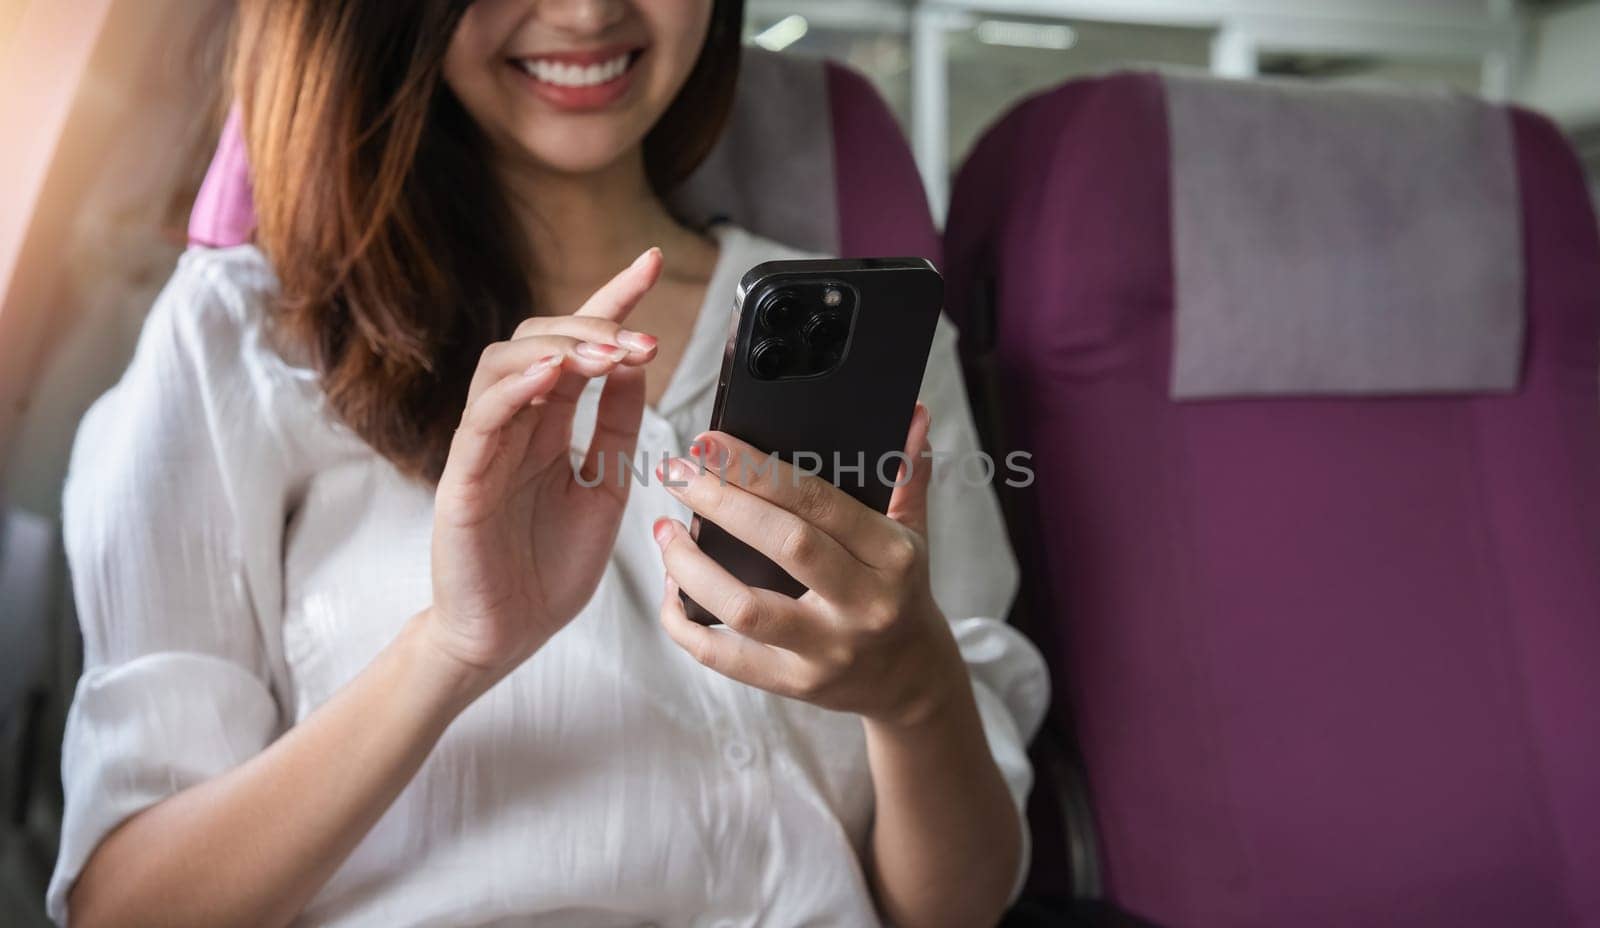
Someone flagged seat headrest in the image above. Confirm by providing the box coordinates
[1162,72,1524,399]
[948,70,1530,401]
[190,48,938,264]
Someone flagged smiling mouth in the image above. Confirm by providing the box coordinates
[513,49,642,89]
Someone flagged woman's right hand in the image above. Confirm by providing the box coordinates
[422,247,664,689]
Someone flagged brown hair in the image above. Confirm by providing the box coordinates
[233,0,743,482]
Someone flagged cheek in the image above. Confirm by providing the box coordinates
[441,2,530,127]
[638,0,714,90]
[442,23,499,122]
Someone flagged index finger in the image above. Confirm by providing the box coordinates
[575,247,663,322]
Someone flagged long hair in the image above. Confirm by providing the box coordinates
[232,0,743,482]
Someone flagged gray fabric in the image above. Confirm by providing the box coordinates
[1163,72,1525,399]
[668,48,839,256]
[0,508,56,718]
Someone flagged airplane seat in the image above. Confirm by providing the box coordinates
[946,71,1600,926]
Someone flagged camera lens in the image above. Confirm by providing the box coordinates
[760,293,799,331]
[802,311,848,350]
[749,337,791,380]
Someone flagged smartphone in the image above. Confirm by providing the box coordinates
[682,257,944,625]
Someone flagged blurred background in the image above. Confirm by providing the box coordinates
[1,0,1598,923]
[734,0,1600,214]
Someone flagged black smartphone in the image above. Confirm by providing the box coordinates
[682,257,944,625]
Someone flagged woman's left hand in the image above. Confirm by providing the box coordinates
[653,404,968,727]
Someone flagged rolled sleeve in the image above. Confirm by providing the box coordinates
[49,656,280,921]
[46,249,292,924]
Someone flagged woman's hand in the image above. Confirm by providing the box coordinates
[652,404,968,727]
[654,406,1024,927]
[425,248,663,688]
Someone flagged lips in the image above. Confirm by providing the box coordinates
[509,46,644,111]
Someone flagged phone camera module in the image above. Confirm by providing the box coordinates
[749,337,792,380]
[747,282,855,381]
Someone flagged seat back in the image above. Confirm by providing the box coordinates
[190,48,939,264]
[946,72,1600,926]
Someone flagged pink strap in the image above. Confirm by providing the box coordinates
[187,105,256,248]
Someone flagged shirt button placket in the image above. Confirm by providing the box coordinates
[721,697,771,926]
[722,738,755,770]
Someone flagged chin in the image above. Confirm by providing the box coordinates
[510,126,646,178]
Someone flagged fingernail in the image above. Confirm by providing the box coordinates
[523,354,561,376]
[616,330,657,352]
[663,456,696,486]
[633,246,661,268]
[652,517,675,546]
[690,435,728,470]
[574,341,628,362]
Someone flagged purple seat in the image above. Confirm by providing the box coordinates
[946,72,1600,926]
[190,49,939,265]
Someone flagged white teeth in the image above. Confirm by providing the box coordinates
[518,53,631,88]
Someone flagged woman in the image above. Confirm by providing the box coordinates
[49,0,1047,925]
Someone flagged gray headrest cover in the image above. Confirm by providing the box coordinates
[1164,72,1525,399]
[668,48,838,256]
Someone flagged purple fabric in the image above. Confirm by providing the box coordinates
[946,72,1600,926]
[187,106,255,248]
[825,61,942,267]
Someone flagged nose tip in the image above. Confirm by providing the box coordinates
[538,0,626,34]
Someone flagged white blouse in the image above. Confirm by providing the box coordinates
[48,225,1049,927]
